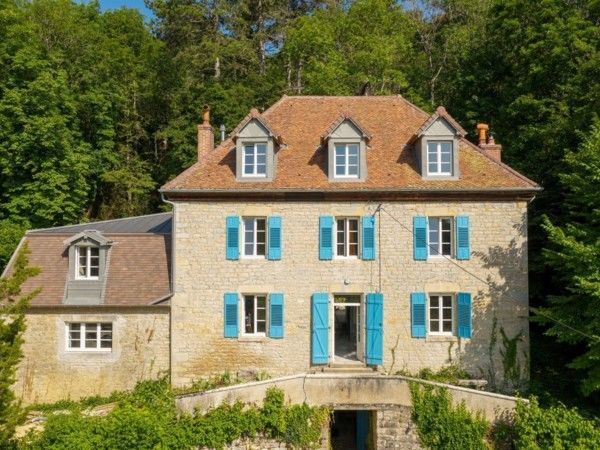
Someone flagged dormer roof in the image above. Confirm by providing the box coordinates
[63,230,111,247]
[414,106,467,139]
[321,114,372,142]
[230,108,283,144]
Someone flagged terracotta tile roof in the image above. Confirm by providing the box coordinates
[3,220,171,307]
[162,95,539,193]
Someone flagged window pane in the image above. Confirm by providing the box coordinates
[443,321,452,332]
[244,164,254,174]
[430,296,439,307]
[348,155,358,165]
[256,144,267,155]
[90,267,99,277]
[257,320,266,333]
[430,320,439,332]
[428,162,438,173]
[335,165,345,176]
[335,144,345,156]
[443,296,452,307]
[441,162,452,173]
[90,247,99,257]
[256,153,266,165]
[335,154,345,165]
[244,145,255,157]
[244,153,254,165]
[244,296,254,333]
[348,165,358,176]
[100,339,112,349]
[443,308,452,320]
[430,308,439,320]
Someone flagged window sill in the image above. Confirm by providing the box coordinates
[426,256,454,263]
[425,335,458,343]
[238,336,268,343]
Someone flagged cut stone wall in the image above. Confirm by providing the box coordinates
[171,200,529,388]
[376,407,422,450]
[14,307,170,405]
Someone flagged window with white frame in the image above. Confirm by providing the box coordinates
[427,141,453,175]
[428,217,453,256]
[76,246,100,279]
[242,217,266,257]
[429,295,453,334]
[243,143,267,177]
[335,217,359,257]
[67,322,112,351]
[334,143,360,178]
[243,295,267,335]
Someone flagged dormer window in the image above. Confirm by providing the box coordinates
[243,143,268,177]
[334,143,360,178]
[76,245,100,280]
[427,141,453,176]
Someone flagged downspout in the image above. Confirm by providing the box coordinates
[160,191,176,386]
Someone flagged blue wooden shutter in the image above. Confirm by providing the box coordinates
[311,293,329,364]
[225,216,240,260]
[413,216,428,260]
[267,216,282,260]
[365,293,383,365]
[319,216,333,260]
[456,216,470,260]
[269,293,284,338]
[457,292,472,338]
[411,292,427,338]
[361,216,375,261]
[223,293,238,338]
[356,411,369,450]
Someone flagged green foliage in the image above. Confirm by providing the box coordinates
[0,243,40,445]
[409,382,489,450]
[513,397,600,449]
[541,121,600,395]
[22,380,328,449]
[397,364,470,384]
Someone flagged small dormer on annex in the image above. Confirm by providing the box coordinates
[413,106,466,181]
[321,115,371,182]
[231,108,282,182]
[63,230,111,305]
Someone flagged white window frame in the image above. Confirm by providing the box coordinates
[66,322,112,352]
[428,294,454,336]
[334,143,360,178]
[427,217,454,257]
[334,217,360,259]
[242,142,268,177]
[241,217,267,258]
[75,245,100,280]
[242,294,267,336]
[426,141,453,176]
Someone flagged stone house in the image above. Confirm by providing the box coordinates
[4,95,539,410]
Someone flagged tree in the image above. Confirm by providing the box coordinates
[541,121,600,395]
[0,243,40,445]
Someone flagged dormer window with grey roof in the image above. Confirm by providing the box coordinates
[63,230,111,305]
[231,108,281,182]
[322,115,371,182]
[414,106,466,180]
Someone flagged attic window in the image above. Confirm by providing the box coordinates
[76,246,100,280]
[427,141,453,176]
[242,143,268,177]
[334,143,360,178]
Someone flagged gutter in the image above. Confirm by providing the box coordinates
[160,187,542,195]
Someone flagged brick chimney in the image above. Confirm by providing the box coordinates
[476,123,502,162]
[197,105,214,160]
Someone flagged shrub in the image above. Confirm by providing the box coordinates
[409,382,488,450]
[513,397,600,449]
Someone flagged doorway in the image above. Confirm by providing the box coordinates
[330,410,373,450]
[333,295,363,363]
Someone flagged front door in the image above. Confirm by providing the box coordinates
[333,295,363,363]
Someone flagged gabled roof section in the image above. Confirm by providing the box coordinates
[230,108,282,144]
[415,106,467,138]
[161,96,540,194]
[63,230,111,247]
[321,114,372,142]
[29,212,172,235]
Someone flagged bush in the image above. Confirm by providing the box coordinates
[513,397,600,449]
[409,382,489,450]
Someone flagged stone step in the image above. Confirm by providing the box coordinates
[311,365,379,374]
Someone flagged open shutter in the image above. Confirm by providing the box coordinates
[456,216,470,260]
[269,293,284,338]
[267,216,282,260]
[413,216,428,260]
[361,216,376,261]
[223,293,238,338]
[411,292,427,338]
[319,216,333,260]
[365,293,383,365]
[311,293,329,364]
[356,410,369,450]
[457,292,472,338]
[225,216,240,260]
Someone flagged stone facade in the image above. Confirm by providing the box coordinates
[15,307,170,404]
[376,407,422,449]
[170,200,529,388]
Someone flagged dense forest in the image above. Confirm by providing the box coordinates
[0,0,598,407]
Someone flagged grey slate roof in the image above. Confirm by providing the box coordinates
[27,212,172,235]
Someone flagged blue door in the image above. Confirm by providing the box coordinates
[356,410,369,450]
[311,293,329,364]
